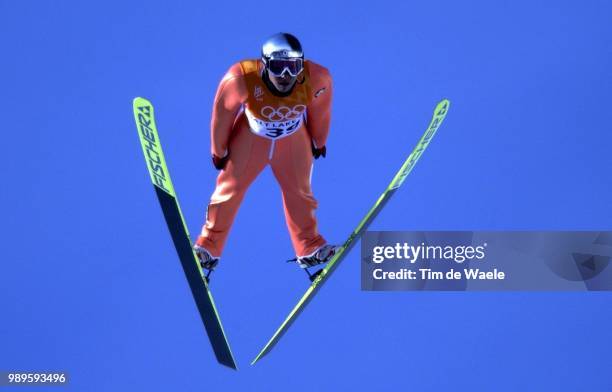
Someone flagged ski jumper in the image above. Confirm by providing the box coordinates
[195,59,333,257]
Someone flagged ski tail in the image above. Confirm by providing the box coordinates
[133,97,237,370]
[252,99,450,364]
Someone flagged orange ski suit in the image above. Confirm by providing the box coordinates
[195,59,333,257]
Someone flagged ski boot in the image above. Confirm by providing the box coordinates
[193,244,219,283]
[291,244,339,282]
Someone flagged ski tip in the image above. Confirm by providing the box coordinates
[133,96,151,107]
[437,98,450,107]
[433,99,451,118]
[438,98,451,110]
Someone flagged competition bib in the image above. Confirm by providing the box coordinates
[244,105,307,139]
[240,59,313,140]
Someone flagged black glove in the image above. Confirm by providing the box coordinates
[212,152,229,170]
[311,142,327,159]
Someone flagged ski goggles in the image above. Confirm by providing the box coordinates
[266,58,304,77]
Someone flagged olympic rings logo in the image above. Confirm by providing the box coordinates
[260,105,306,121]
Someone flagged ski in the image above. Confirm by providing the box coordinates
[132,97,237,370]
[252,99,451,365]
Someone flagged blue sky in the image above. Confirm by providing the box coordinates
[1,0,611,390]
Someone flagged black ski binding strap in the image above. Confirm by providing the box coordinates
[204,268,213,284]
[305,268,324,282]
